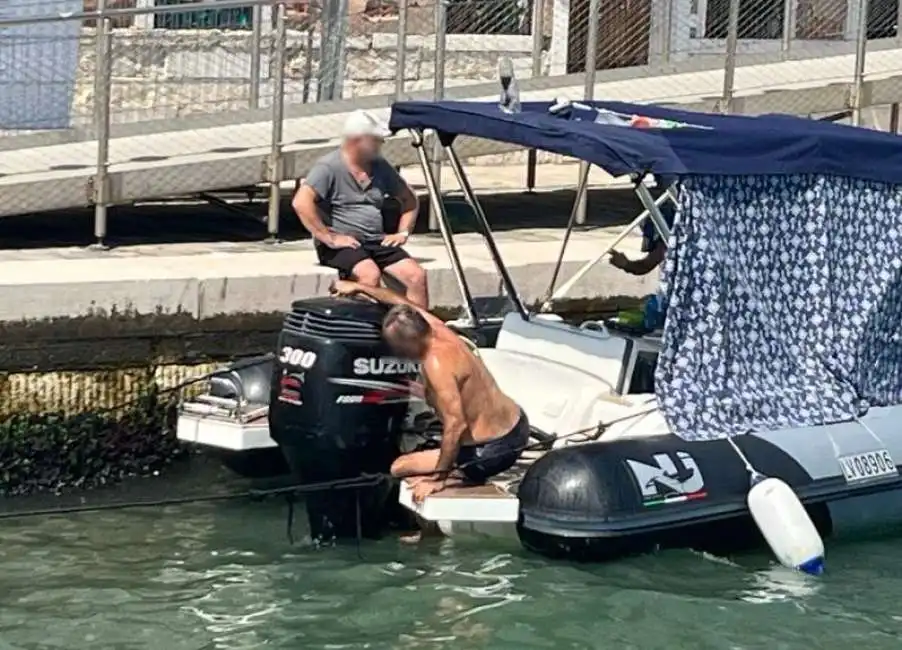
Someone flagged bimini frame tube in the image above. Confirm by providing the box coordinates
[410,129,479,326]
[542,184,678,308]
[542,161,592,306]
[444,144,530,321]
[634,177,673,242]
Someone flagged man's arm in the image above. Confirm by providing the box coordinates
[423,356,467,478]
[292,184,334,246]
[381,163,418,243]
[610,241,666,276]
[337,281,446,331]
[292,163,359,249]
[394,177,419,235]
[626,242,667,275]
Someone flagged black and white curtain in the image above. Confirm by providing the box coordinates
[656,174,902,441]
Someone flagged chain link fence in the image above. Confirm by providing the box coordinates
[0,0,900,239]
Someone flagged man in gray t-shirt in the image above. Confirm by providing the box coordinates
[292,110,427,307]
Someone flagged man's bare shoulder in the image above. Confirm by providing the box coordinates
[424,338,476,378]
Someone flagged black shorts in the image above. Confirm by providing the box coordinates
[317,240,410,279]
[456,409,530,483]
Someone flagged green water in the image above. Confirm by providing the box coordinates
[2,477,902,650]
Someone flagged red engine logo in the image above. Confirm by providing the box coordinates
[329,378,423,405]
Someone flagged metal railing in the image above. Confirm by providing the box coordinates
[0,0,900,245]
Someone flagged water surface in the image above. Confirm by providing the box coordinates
[2,485,901,650]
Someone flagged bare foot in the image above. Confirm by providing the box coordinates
[399,531,423,544]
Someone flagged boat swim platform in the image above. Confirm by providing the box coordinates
[398,458,531,530]
[2,41,902,219]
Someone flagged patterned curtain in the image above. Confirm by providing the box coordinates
[656,174,902,441]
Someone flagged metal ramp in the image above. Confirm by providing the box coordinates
[2,42,901,219]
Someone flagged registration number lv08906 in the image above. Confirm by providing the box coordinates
[838,449,898,483]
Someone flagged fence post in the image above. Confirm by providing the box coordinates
[267,2,287,243]
[661,0,674,64]
[429,0,448,231]
[319,0,349,100]
[781,0,796,57]
[525,0,545,192]
[249,3,264,108]
[575,0,599,225]
[720,0,740,114]
[851,0,868,127]
[396,0,409,98]
[91,0,113,250]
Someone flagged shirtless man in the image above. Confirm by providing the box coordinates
[330,279,529,504]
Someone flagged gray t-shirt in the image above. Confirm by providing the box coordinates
[304,149,405,241]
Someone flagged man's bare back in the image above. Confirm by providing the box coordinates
[329,279,530,504]
[421,326,520,447]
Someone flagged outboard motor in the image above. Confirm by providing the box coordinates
[268,296,420,542]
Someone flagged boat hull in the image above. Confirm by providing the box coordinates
[515,416,902,560]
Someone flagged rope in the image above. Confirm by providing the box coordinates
[0,472,386,522]
[3,352,622,522]
[0,421,606,522]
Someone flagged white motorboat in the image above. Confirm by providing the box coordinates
[178,98,902,561]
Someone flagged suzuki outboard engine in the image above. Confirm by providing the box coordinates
[268,296,420,542]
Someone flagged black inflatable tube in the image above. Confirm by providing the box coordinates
[520,473,902,539]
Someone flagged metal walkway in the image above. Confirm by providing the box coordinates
[2,42,901,218]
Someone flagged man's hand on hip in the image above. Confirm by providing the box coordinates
[326,233,360,249]
[381,232,409,248]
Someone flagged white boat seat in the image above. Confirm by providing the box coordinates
[494,313,628,389]
[476,347,616,441]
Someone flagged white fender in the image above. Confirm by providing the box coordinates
[747,477,825,575]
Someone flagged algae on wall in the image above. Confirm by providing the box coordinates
[0,295,640,497]
[0,363,216,418]
[0,363,216,497]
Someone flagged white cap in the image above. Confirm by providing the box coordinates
[342,110,391,139]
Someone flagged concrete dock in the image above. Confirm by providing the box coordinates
[0,219,655,323]
[0,163,654,319]
[0,164,661,373]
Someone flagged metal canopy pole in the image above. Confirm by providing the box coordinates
[661,0,674,64]
[444,145,530,321]
[395,0,408,98]
[575,0,599,225]
[541,161,591,305]
[721,0,740,114]
[429,0,448,231]
[544,186,676,307]
[411,131,479,325]
[780,0,796,57]
[525,0,545,191]
[249,3,263,108]
[634,179,672,242]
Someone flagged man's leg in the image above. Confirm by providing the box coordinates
[349,258,382,287]
[391,449,440,479]
[384,258,429,308]
[317,244,382,286]
[391,449,454,543]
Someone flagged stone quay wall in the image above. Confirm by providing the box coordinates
[71,28,539,126]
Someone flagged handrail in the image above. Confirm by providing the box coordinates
[0,0,280,28]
